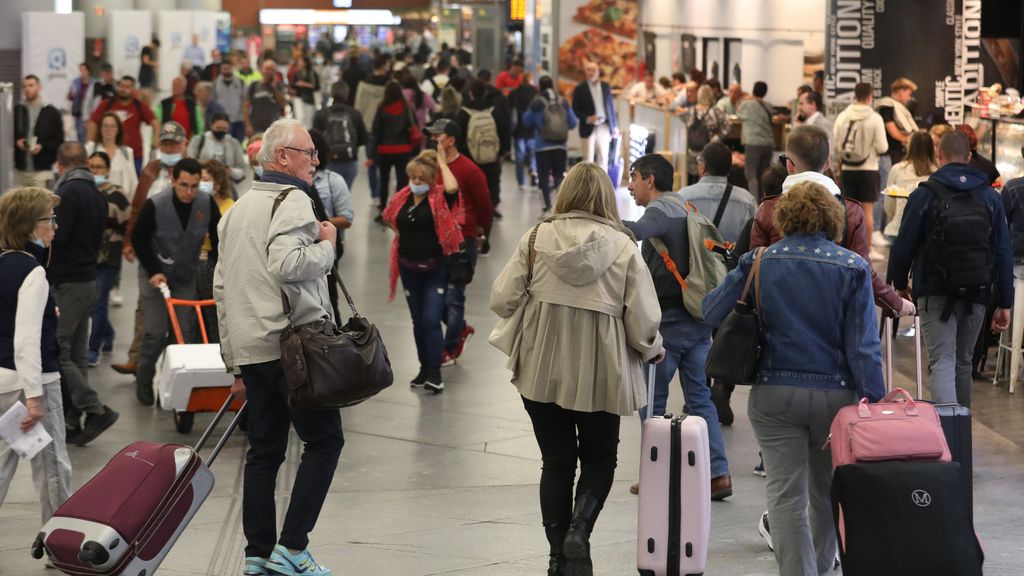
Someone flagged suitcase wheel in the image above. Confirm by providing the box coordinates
[31,532,44,559]
[78,540,110,565]
[174,411,195,434]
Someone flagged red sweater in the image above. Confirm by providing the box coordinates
[439,154,492,239]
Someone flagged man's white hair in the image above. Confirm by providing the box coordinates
[258,119,306,166]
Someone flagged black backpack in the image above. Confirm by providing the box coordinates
[326,110,358,162]
[923,179,994,319]
[687,109,711,152]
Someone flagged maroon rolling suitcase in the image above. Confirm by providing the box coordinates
[32,394,245,575]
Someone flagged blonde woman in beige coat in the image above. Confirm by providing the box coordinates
[491,162,664,576]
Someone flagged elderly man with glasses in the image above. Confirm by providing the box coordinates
[213,118,341,576]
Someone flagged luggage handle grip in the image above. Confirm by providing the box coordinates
[645,361,657,421]
[194,392,247,467]
[883,315,924,400]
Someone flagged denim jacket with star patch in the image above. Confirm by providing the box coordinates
[702,232,885,401]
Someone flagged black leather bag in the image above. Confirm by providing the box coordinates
[705,248,765,384]
[271,188,393,410]
[448,246,475,284]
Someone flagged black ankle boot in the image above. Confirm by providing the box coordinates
[544,523,568,576]
[562,493,602,576]
[711,382,735,426]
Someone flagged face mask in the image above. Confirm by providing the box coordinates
[212,131,228,141]
[314,57,325,66]
[160,152,182,167]
[410,182,431,196]
[93,175,107,185]
[199,181,214,194]
[253,166,263,178]
[31,237,45,248]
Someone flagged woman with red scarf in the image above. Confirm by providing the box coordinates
[383,148,463,392]
[372,81,419,222]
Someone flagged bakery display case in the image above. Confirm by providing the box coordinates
[968,110,1024,182]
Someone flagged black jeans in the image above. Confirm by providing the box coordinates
[240,360,344,557]
[521,397,620,525]
[377,152,412,212]
[479,161,502,208]
[535,149,567,209]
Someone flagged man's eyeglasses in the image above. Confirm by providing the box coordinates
[284,146,318,160]
[37,215,57,226]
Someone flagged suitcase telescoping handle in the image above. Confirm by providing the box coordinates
[193,392,247,467]
[645,361,657,420]
[883,315,924,399]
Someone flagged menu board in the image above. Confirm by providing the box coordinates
[557,0,639,94]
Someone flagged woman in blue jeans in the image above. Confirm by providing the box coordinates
[382,148,463,392]
[86,151,131,366]
[703,181,885,576]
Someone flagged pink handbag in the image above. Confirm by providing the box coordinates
[827,387,951,467]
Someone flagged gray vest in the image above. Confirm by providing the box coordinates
[150,189,212,286]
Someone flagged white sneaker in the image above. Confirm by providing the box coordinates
[871,230,890,247]
[758,511,774,551]
[109,288,124,307]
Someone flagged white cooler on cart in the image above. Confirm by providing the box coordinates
[155,343,236,433]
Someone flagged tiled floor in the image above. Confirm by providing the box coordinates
[1,164,1023,575]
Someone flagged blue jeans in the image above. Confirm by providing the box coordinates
[444,240,478,353]
[75,117,86,143]
[329,160,359,192]
[641,310,730,479]
[514,137,536,186]
[368,159,380,199]
[88,265,119,353]
[399,259,450,369]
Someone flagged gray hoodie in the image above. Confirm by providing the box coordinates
[833,102,888,171]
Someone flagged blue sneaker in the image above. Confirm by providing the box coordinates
[87,349,100,368]
[753,452,766,478]
[244,557,271,576]
[266,545,332,576]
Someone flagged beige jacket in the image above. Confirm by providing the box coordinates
[490,213,663,416]
[214,182,335,374]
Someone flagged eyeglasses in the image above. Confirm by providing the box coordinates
[283,146,318,160]
[778,154,791,166]
[37,215,57,226]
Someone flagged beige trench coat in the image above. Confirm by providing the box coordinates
[490,212,663,416]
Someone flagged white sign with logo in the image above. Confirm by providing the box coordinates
[157,11,194,93]
[21,12,85,114]
[109,11,152,82]
[192,11,219,66]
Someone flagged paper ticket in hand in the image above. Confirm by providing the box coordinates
[0,401,53,460]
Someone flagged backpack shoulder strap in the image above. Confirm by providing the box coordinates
[198,134,206,156]
[712,183,733,228]
[647,235,688,292]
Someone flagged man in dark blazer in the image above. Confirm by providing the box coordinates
[14,75,64,188]
[572,61,619,173]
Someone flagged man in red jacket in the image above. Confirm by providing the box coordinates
[427,119,492,365]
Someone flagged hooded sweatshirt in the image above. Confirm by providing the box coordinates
[50,167,107,284]
[833,102,888,171]
[888,163,1014,309]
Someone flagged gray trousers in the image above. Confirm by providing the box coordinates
[0,381,73,524]
[53,281,102,415]
[919,296,986,408]
[744,144,774,201]
[749,385,856,576]
[136,271,197,388]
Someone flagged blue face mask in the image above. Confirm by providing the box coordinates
[198,181,214,194]
[31,237,45,248]
[94,175,107,186]
[410,182,431,196]
[160,152,182,166]
[253,166,263,178]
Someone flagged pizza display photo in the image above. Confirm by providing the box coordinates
[559,28,638,89]
[573,0,638,39]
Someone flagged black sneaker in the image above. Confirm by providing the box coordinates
[65,424,82,444]
[480,239,491,257]
[76,406,119,446]
[424,369,444,393]
[492,210,503,220]
[136,382,154,406]
[410,367,428,387]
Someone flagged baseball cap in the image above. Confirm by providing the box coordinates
[426,119,460,137]
[159,121,187,143]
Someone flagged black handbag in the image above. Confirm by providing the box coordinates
[705,247,765,384]
[448,245,475,284]
[271,188,394,410]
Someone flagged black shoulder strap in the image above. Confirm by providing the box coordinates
[134,98,143,119]
[712,183,733,228]
[198,134,206,157]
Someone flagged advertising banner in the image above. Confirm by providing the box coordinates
[110,11,152,81]
[157,11,192,92]
[215,12,232,54]
[556,0,639,94]
[824,0,991,125]
[21,12,85,113]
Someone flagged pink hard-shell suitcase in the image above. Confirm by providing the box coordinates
[637,363,711,576]
[31,395,245,575]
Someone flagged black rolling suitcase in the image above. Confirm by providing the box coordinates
[832,461,983,576]
[883,316,973,510]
